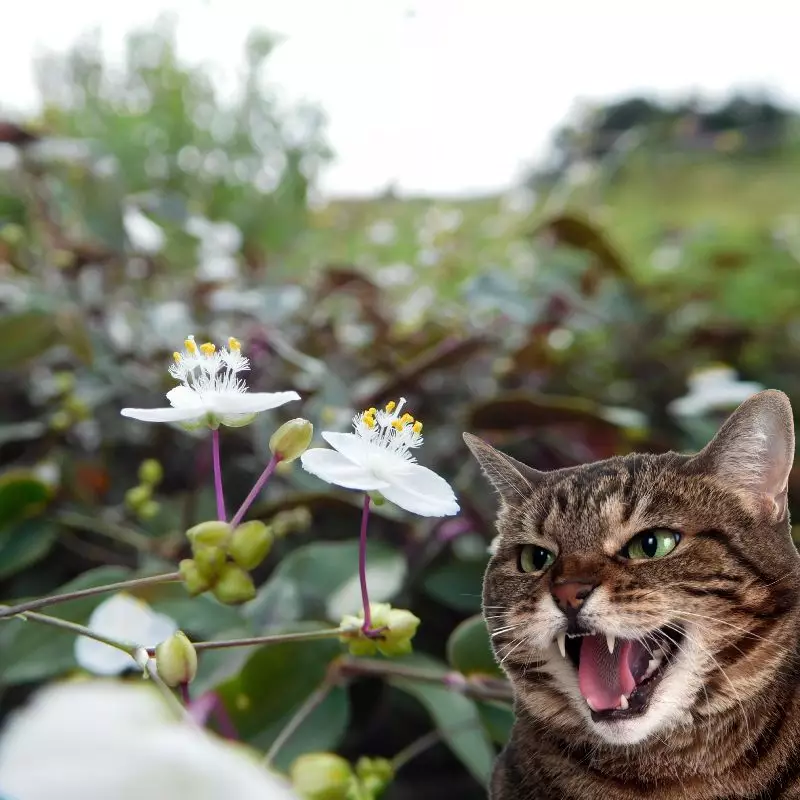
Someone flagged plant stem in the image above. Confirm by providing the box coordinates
[0,571,181,621]
[141,655,198,724]
[359,493,373,633]
[263,677,335,766]
[211,429,227,521]
[146,627,347,656]
[54,511,156,552]
[392,730,442,771]
[230,454,280,528]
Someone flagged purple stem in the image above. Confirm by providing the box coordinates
[230,454,280,528]
[179,682,191,705]
[188,692,239,740]
[359,494,373,633]
[212,430,227,522]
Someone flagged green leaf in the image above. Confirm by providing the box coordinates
[477,701,514,746]
[0,471,51,528]
[269,540,406,622]
[0,311,60,368]
[0,519,58,579]
[56,309,94,364]
[0,421,47,446]
[423,559,486,613]
[0,566,131,685]
[216,625,344,751]
[446,615,503,679]
[390,675,495,787]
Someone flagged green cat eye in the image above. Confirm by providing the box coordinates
[519,544,556,574]
[622,528,681,561]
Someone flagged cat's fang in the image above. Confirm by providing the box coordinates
[557,633,566,658]
[618,694,629,711]
[606,633,615,654]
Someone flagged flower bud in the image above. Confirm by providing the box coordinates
[138,500,161,521]
[138,458,164,486]
[155,631,197,687]
[179,558,212,596]
[186,520,232,551]
[269,418,314,463]
[228,521,274,570]
[212,563,256,605]
[290,752,355,800]
[193,545,227,580]
[125,484,151,511]
[355,757,394,796]
[49,410,71,432]
[338,603,421,658]
[378,607,421,657]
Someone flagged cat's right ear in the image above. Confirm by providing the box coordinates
[463,433,542,506]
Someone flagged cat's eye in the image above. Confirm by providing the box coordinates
[518,544,556,574]
[621,528,681,561]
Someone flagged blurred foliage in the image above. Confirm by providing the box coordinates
[3,18,800,800]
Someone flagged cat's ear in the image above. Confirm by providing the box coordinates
[693,389,795,520]
[463,433,543,506]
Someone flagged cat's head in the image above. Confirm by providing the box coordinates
[465,389,800,746]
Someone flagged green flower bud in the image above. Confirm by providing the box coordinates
[186,520,232,551]
[63,395,90,421]
[49,410,71,432]
[138,459,164,486]
[338,604,421,659]
[355,757,394,796]
[290,752,355,800]
[53,371,76,394]
[0,223,24,246]
[269,418,314,463]
[137,499,161,521]
[229,521,274,570]
[193,545,227,580]
[179,558,212,596]
[155,631,197,687]
[125,484,151,510]
[212,563,256,605]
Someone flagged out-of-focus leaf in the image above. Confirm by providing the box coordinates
[0,311,60,369]
[0,566,131,685]
[56,308,94,364]
[447,615,502,679]
[143,582,245,639]
[0,421,47,446]
[477,700,513,746]
[269,539,406,622]
[0,471,51,527]
[391,667,495,787]
[0,519,58,579]
[423,558,486,613]
[215,626,343,752]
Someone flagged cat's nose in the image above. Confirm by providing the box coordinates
[550,580,597,615]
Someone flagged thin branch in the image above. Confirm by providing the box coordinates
[147,627,347,656]
[54,510,157,551]
[392,730,443,771]
[0,571,181,621]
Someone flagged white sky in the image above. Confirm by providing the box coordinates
[4,0,800,196]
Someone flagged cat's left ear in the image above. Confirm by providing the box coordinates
[693,389,795,520]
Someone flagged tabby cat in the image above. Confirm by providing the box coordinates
[464,390,800,799]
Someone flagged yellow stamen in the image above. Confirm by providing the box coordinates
[400,413,414,425]
[172,352,181,363]
[385,400,396,413]
[200,342,216,356]
[367,407,377,415]
[228,337,241,351]
[363,415,376,429]
[184,337,198,355]
[413,421,423,434]
[391,420,403,431]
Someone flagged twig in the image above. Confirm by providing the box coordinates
[0,571,181,620]
[392,729,443,771]
[230,454,280,527]
[55,510,157,551]
[211,430,227,521]
[146,627,347,656]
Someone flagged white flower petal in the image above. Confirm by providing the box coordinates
[121,406,204,423]
[321,431,371,466]
[0,681,299,800]
[301,448,390,491]
[167,385,202,409]
[205,391,300,415]
[74,638,134,676]
[379,462,460,517]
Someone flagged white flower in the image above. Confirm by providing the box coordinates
[668,366,764,418]
[300,398,459,517]
[75,593,178,676]
[121,335,300,429]
[0,680,298,800]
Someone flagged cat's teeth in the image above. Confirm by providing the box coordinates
[606,633,615,654]
[557,633,566,658]
[618,695,629,711]
[586,698,599,712]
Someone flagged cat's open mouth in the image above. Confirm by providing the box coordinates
[558,625,684,721]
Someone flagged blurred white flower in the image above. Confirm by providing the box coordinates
[0,680,298,800]
[668,366,764,418]
[123,205,165,254]
[75,593,177,676]
[367,219,397,246]
[301,398,459,517]
[375,262,415,288]
[121,335,299,429]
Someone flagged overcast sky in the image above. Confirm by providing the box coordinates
[4,0,799,196]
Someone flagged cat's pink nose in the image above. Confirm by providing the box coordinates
[551,580,597,613]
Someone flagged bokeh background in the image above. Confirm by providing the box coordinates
[3,2,800,797]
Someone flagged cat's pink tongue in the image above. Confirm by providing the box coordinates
[578,635,638,711]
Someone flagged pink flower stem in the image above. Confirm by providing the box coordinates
[359,494,380,636]
[211,429,227,522]
[188,691,239,740]
[230,454,280,528]
[179,682,191,705]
